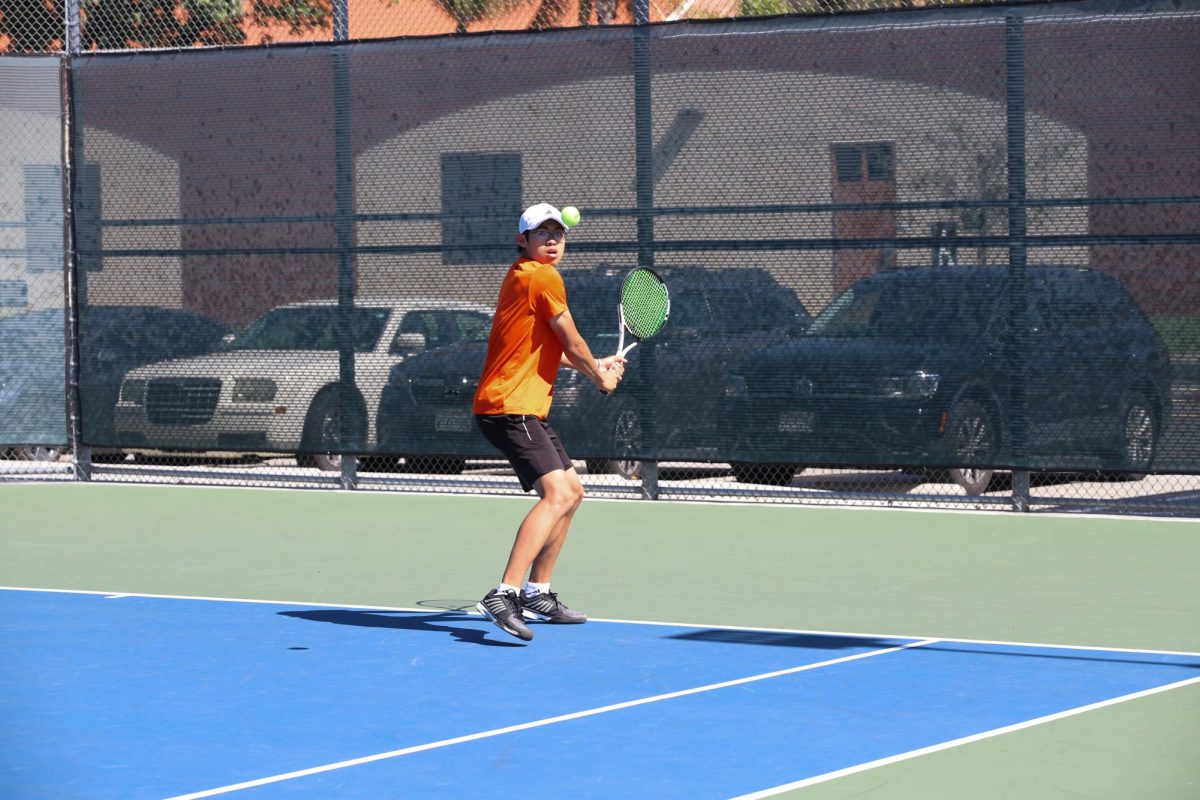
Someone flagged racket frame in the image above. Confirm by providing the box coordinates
[615,305,638,357]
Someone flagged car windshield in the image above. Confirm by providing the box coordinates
[706,287,808,334]
[807,278,993,339]
[229,306,391,352]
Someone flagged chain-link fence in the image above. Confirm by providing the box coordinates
[4,0,1055,54]
[0,57,70,478]
[2,0,1199,515]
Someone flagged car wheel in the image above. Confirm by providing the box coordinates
[945,399,996,496]
[405,455,465,475]
[13,445,65,462]
[309,452,342,471]
[1107,391,1156,479]
[586,405,643,480]
[298,389,364,472]
[731,462,799,486]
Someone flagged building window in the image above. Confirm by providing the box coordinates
[25,164,101,273]
[24,165,63,273]
[440,152,522,265]
[831,142,894,183]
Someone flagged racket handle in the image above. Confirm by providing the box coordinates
[618,341,638,358]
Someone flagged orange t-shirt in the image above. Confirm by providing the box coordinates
[473,259,569,419]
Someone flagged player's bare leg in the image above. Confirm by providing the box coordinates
[501,468,583,587]
[505,468,589,624]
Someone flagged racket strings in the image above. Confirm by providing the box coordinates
[620,270,669,339]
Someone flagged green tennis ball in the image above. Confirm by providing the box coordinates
[560,206,581,227]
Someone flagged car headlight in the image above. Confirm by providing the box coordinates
[724,374,748,398]
[231,378,277,403]
[878,371,939,399]
[119,379,147,405]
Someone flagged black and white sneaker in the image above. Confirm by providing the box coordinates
[520,591,587,624]
[476,589,533,641]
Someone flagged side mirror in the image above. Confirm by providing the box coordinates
[392,332,427,356]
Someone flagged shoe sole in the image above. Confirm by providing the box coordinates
[521,608,587,624]
[476,601,533,641]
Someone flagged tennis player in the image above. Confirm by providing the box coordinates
[473,202,626,641]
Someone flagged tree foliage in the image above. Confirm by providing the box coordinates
[434,0,522,34]
[0,0,329,52]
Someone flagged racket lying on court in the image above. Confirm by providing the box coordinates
[599,267,670,393]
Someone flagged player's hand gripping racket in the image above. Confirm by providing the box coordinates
[599,267,670,393]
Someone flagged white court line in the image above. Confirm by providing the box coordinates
[2,585,1199,658]
[9,479,1198,524]
[163,639,937,800]
[731,674,1200,800]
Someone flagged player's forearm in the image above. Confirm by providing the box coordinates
[561,340,603,382]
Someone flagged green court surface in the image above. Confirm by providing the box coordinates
[2,483,1197,799]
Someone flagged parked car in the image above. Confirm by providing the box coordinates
[81,306,234,448]
[375,266,811,477]
[114,298,492,469]
[1,306,231,460]
[721,265,1173,493]
[0,309,68,460]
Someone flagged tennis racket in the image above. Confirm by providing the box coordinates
[614,266,670,359]
[598,267,669,394]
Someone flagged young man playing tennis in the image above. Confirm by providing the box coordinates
[473,202,626,642]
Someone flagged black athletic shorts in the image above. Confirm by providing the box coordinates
[475,414,574,493]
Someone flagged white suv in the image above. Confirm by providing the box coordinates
[114,298,492,469]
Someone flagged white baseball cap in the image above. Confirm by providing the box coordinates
[518,202,569,234]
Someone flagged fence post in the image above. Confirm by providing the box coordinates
[333,22,357,490]
[633,0,658,500]
[65,0,81,54]
[61,10,93,480]
[333,0,349,42]
[1006,14,1030,512]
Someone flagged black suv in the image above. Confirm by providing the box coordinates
[375,266,811,476]
[720,266,1172,494]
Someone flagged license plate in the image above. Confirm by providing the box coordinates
[778,410,814,433]
[434,408,472,433]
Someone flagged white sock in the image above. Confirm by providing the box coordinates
[524,581,550,598]
[496,583,521,596]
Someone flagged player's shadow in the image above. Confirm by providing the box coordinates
[279,609,525,647]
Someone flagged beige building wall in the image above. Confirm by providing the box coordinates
[357,70,1086,315]
[78,128,182,309]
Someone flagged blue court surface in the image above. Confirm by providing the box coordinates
[2,587,1197,799]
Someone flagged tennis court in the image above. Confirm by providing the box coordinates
[2,483,1197,799]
